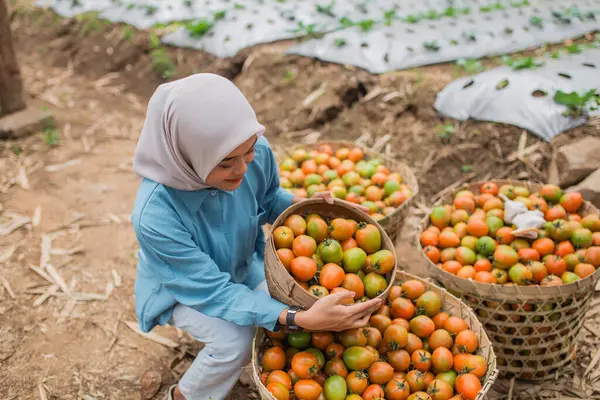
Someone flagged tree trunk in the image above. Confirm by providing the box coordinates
[0,0,26,117]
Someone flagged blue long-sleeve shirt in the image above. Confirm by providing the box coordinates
[131,137,293,332]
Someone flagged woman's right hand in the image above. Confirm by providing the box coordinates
[294,290,383,332]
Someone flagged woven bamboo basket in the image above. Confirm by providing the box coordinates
[277,141,419,243]
[265,198,396,310]
[418,179,600,380]
[252,270,499,400]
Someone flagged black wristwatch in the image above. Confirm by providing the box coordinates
[274,306,303,332]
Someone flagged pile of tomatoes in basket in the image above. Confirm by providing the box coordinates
[278,144,412,221]
[274,213,394,300]
[259,279,486,400]
[421,182,600,286]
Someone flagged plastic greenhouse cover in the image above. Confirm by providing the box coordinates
[434,49,600,141]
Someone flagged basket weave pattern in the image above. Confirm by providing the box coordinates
[265,198,397,310]
[252,270,499,400]
[280,141,419,242]
[418,179,600,380]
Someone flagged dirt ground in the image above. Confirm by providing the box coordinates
[1,2,599,400]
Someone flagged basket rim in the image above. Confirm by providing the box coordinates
[252,269,499,400]
[282,140,420,229]
[267,197,397,305]
[417,179,600,298]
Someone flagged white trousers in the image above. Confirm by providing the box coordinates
[169,281,269,400]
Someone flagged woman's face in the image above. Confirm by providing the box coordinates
[205,135,257,191]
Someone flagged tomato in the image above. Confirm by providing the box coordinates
[574,263,596,278]
[319,375,346,400]
[340,247,366,274]
[483,197,504,211]
[474,236,496,257]
[319,263,345,290]
[363,273,388,298]
[323,357,349,378]
[355,224,382,254]
[454,330,478,353]
[416,291,442,317]
[518,248,540,263]
[508,263,533,285]
[277,248,295,272]
[427,379,454,400]
[455,373,481,400]
[306,348,326,370]
[586,246,600,267]
[412,349,433,372]
[442,260,461,275]
[545,255,567,276]
[572,228,593,249]
[288,332,312,349]
[262,346,286,371]
[361,384,385,400]
[268,370,293,390]
[340,328,368,348]
[493,245,519,269]
[424,246,441,264]
[323,343,343,360]
[464,355,487,378]
[369,314,392,335]
[546,205,567,221]
[343,346,376,371]
[318,239,344,264]
[404,332,423,354]
[346,371,368,395]
[431,347,454,373]
[496,227,515,245]
[388,191,408,207]
[452,222,468,239]
[451,209,469,226]
[341,237,359,252]
[430,206,451,229]
[267,382,290,400]
[306,218,328,243]
[386,378,411,400]
[485,216,504,237]
[541,275,563,286]
[347,148,364,163]
[328,218,353,241]
[541,184,563,204]
[284,215,307,236]
[391,298,415,320]
[293,235,317,257]
[273,226,295,249]
[362,327,382,348]
[401,280,426,300]
[387,349,411,372]
[443,317,468,334]
[294,379,322,400]
[454,196,475,213]
[308,285,329,298]
[368,361,395,384]
[432,312,449,330]
[291,256,317,282]
[560,192,583,213]
[480,182,498,195]
[406,370,427,392]
[438,231,460,248]
[292,351,320,378]
[474,271,497,284]
[407,392,432,400]
[429,329,453,350]
[342,273,365,298]
[532,238,555,256]
[307,332,333,351]
[455,246,476,266]
[410,315,436,338]
[365,250,395,275]
[388,285,403,302]
[266,329,287,342]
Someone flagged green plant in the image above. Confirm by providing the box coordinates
[148,32,161,49]
[76,12,104,37]
[461,165,474,173]
[553,90,597,118]
[511,0,530,7]
[339,17,355,28]
[435,122,456,140]
[424,10,439,20]
[565,43,582,53]
[530,15,543,28]
[11,145,22,156]
[43,120,60,147]
[291,21,323,37]
[403,14,421,24]
[186,19,214,37]
[316,2,335,17]
[144,5,158,16]
[384,9,395,26]
[334,38,347,47]
[150,47,176,79]
[213,10,226,21]
[423,41,440,51]
[282,69,296,82]
[358,19,374,31]
[183,0,193,7]
[121,26,135,42]
[456,58,484,73]
[233,3,245,9]
[502,56,544,69]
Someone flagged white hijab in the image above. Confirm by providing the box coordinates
[133,73,265,190]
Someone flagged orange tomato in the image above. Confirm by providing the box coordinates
[262,346,286,371]
[443,316,468,334]
[457,266,476,279]
[574,263,596,278]
[555,241,575,257]
[560,192,583,213]
[432,312,450,330]
[455,373,481,400]
[412,349,432,372]
[401,280,426,300]
[348,148,364,163]
[421,230,439,247]
[290,256,317,281]
[532,238,555,257]
[424,246,441,264]
[454,330,478,353]
[267,370,293,390]
[291,352,320,378]
[294,379,322,400]
[473,259,492,272]
[466,218,488,237]
[277,248,295,272]
[391,298,415,320]
[439,231,460,248]
[319,263,345,290]
[474,271,497,284]
[292,235,317,257]
[341,273,365,297]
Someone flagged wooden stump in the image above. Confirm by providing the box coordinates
[0,0,26,117]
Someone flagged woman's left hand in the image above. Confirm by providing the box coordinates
[310,191,370,213]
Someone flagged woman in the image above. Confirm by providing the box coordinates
[131,73,382,400]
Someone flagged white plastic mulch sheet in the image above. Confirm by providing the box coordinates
[36,0,600,68]
[434,49,600,141]
[287,0,600,73]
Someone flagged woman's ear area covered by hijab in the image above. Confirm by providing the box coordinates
[133,73,265,191]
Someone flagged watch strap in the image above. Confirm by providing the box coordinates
[286,306,301,331]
